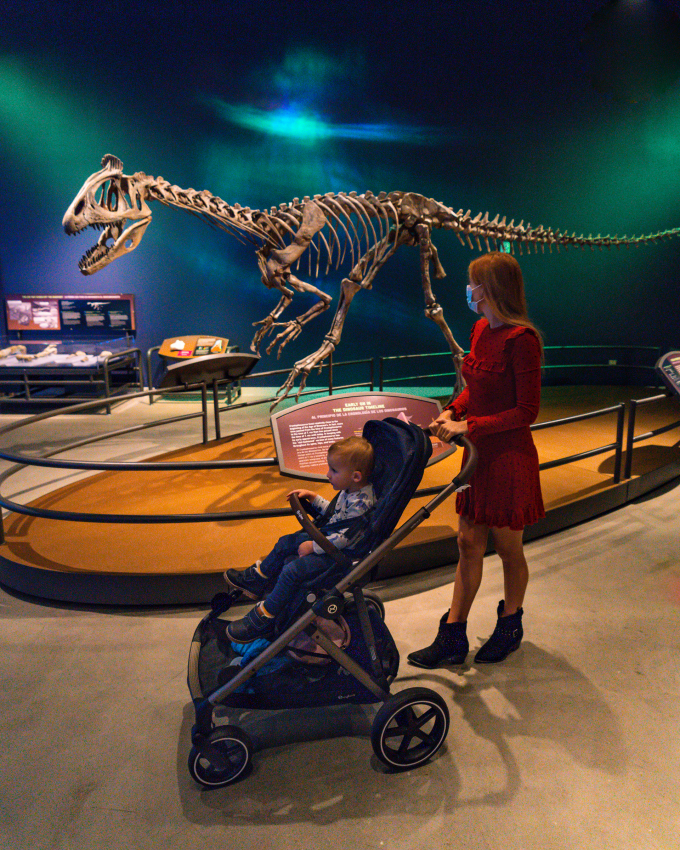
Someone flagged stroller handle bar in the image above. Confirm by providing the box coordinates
[449,433,477,490]
[288,430,478,557]
[288,493,353,569]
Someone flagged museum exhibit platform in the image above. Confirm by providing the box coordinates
[0,384,678,606]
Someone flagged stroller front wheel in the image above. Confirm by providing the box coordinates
[188,725,253,788]
[371,687,449,770]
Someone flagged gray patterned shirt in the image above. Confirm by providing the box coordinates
[311,484,376,554]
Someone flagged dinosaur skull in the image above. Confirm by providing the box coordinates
[62,154,152,275]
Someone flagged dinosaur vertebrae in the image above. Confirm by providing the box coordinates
[142,177,680,269]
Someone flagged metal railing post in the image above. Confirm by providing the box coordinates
[200,382,209,444]
[624,400,638,480]
[613,402,625,483]
[212,379,221,441]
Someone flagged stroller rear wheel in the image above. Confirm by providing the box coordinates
[344,590,385,620]
[188,725,253,788]
[363,591,386,620]
[371,687,449,769]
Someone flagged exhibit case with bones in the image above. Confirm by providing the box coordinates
[0,292,143,410]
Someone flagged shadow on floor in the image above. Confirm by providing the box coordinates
[175,641,625,824]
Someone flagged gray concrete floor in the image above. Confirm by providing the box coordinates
[1,393,679,849]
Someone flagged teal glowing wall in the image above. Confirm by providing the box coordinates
[1,0,679,378]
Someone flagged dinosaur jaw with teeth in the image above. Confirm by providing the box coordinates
[73,217,151,275]
[62,154,152,275]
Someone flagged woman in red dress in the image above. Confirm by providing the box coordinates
[408,252,545,667]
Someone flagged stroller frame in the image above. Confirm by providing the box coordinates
[187,430,477,785]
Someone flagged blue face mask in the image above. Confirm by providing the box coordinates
[466,283,483,314]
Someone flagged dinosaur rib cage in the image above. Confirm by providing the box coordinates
[147,180,680,279]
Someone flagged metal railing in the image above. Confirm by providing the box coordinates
[0,352,374,541]
[377,344,663,392]
[0,343,675,545]
[533,404,626,482]
[624,392,680,480]
[0,392,641,542]
[414,402,627,497]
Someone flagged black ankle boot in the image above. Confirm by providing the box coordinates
[407,612,469,669]
[474,600,523,664]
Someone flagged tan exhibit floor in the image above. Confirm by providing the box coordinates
[1,386,679,576]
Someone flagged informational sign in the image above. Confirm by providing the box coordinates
[271,392,455,480]
[656,351,680,398]
[5,294,135,333]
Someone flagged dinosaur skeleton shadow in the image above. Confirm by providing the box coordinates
[63,155,680,408]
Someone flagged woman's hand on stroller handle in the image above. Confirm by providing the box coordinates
[426,412,468,445]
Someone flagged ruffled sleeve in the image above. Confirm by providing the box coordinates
[466,328,541,439]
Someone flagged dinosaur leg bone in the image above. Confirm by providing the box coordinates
[251,289,293,354]
[253,200,330,355]
[273,233,402,408]
[273,276,362,408]
[265,272,333,357]
[415,223,465,397]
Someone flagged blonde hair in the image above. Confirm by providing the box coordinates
[469,252,544,359]
[328,436,374,482]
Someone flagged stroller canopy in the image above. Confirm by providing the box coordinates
[349,417,433,560]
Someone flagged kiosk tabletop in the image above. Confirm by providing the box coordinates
[160,352,260,387]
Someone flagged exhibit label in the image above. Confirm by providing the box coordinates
[270,392,455,480]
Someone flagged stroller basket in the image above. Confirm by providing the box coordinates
[187,417,477,787]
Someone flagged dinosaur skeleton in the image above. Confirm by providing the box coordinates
[63,155,680,406]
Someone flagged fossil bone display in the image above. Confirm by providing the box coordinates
[63,155,680,406]
[0,345,27,360]
[15,345,58,362]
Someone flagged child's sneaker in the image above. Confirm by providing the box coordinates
[223,561,270,599]
[226,604,276,644]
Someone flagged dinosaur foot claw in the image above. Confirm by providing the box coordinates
[269,342,336,410]
[265,321,303,357]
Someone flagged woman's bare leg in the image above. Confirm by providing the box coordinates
[447,514,489,623]
[489,526,528,615]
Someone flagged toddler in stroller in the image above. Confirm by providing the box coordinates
[186,416,477,787]
[219,435,377,644]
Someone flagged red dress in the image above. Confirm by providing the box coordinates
[446,318,545,530]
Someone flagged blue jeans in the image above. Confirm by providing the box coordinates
[260,531,337,616]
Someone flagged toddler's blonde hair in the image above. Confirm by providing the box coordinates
[328,436,374,482]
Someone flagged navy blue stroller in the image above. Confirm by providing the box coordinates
[186,417,477,787]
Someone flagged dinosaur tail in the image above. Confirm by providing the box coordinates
[442,209,680,254]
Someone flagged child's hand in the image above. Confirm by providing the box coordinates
[288,488,318,502]
[297,540,315,557]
